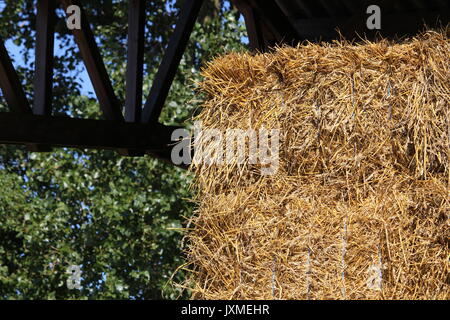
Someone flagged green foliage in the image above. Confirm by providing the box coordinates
[0,0,246,299]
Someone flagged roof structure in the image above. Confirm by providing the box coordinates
[234,0,449,50]
[0,0,202,164]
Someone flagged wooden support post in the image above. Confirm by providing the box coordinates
[119,0,146,157]
[30,0,57,152]
[34,0,56,116]
[125,0,145,123]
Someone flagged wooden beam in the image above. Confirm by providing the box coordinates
[141,0,204,123]
[0,39,32,114]
[125,0,145,123]
[0,113,179,154]
[232,0,266,51]
[29,0,57,152]
[119,0,147,156]
[59,0,124,121]
[34,0,56,116]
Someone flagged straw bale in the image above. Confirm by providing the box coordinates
[184,31,449,300]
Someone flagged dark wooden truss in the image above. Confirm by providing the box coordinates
[0,0,203,163]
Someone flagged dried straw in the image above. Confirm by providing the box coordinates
[184,30,449,300]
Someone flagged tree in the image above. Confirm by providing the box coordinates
[0,0,246,299]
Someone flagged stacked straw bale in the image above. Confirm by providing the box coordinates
[185,31,449,299]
